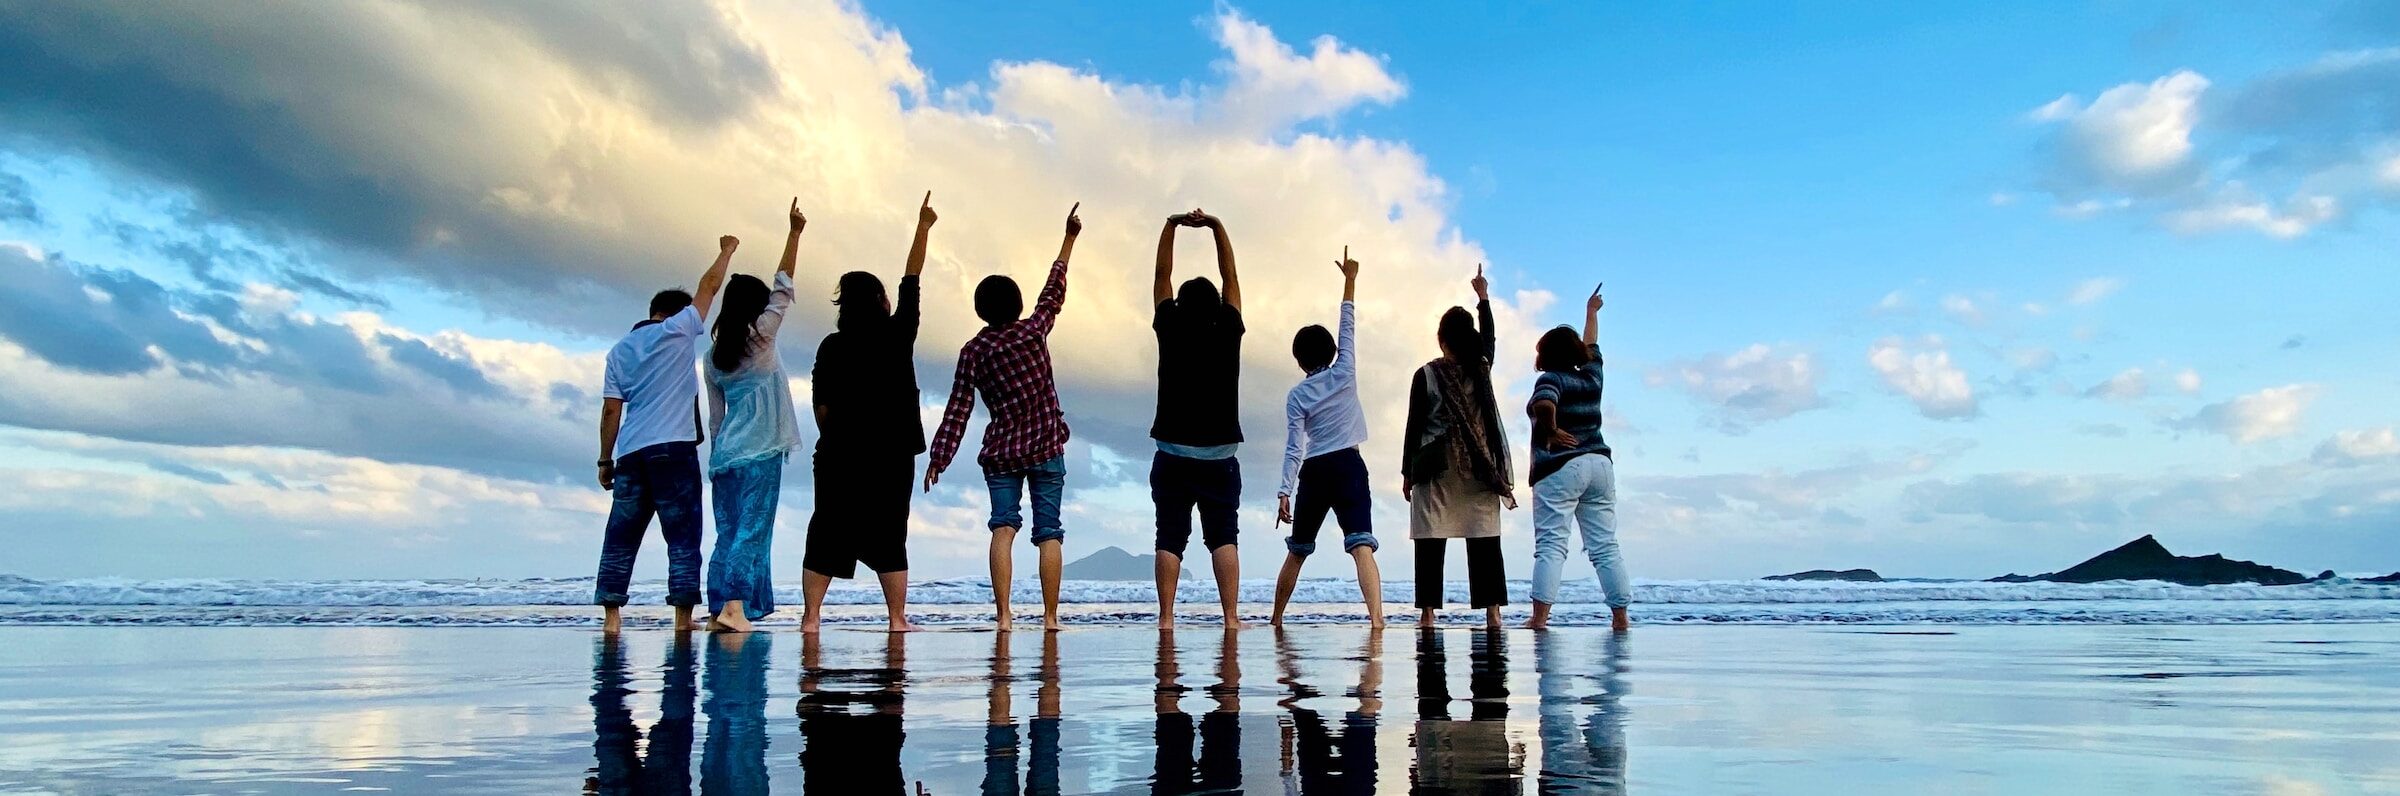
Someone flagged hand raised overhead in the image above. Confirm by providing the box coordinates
[1064,202,1082,237]
[918,190,937,227]
[719,235,741,253]
[1587,282,1604,313]
[1333,245,1359,279]
[1471,262,1489,300]
[788,197,807,233]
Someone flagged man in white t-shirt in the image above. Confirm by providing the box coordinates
[594,235,739,634]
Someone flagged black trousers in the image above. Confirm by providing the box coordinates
[1413,537,1506,609]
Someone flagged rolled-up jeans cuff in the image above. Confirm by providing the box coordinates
[593,590,630,607]
[1286,537,1317,557]
[666,591,701,607]
[1529,558,1564,605]
[1341,532,1379,554]
[1029,526,1065,545]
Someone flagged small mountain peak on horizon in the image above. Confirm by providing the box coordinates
[1061,546,1190,581]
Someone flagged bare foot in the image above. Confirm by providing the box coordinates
[799,616,821,634]
[1270,615,1285,628]
[1222,618,1249,631]
[712,612,755,634]
[1044,618,1064,633]
[601,617,622,635]
[1417,613,1436,630]
[888,621,924,633]
[1525,618,1549,631]
[996,615,1015,633]
[1368,619,1387,631]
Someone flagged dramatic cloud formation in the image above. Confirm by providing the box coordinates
[1866,336,1977,420]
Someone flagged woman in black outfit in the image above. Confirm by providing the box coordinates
[1400,265,1517,629]
[798,192,935,633]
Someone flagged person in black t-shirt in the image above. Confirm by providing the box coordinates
[798,191,935,634]
[1150,208,1247,630]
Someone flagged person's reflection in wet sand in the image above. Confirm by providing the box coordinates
[1151,629,1243,794]
[982,631,1064,796]
[796,632,907,794]
[700,632,770,795]
[589,635,696,795]
[1411,629,1522,794]
[1275,628,1380,794]
[1536,631,1629,794]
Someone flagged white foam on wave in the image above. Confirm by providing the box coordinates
[1,574,2392,609]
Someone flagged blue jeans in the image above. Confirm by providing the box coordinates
[594,441,704,606]
[1529,453,1630,607]
[986,456,1066,544]
[708,454,783,620]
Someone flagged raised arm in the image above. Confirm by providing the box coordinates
[1154,216,1179,304]
[1029,203,1078,335]
[778,199,806,281]
[692,236,739,320]
[1198,211,1238,311]
[906,191,935,278]
[1333,248,1357,373]
[1584,282,1603,345]
[1471,263,1495,364]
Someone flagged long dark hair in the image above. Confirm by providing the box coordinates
[1437,306,1483,368]
[711,274,769,372]
[834,271,888,332]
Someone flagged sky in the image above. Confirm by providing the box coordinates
[0,0,2394,583]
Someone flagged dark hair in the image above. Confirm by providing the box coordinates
[649,289,693,319]
[1437,306,1481,364]
[1177,277,1219,309]
[834,271,889,332]
[1535,325,1590,372]
[710,274,769,372]
[974,275,1023,327]
[1292,324,1335,373]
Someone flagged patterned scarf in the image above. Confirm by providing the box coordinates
[1426,356,1512,499]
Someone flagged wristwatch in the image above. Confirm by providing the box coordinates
[597,458,613,468]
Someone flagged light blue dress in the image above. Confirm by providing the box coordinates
[705,273,800,620]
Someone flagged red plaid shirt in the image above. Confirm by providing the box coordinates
[929,259,1071,475]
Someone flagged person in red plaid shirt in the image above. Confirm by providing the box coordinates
[924,202,1081,633]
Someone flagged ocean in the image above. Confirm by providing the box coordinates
[4,574,2396,626]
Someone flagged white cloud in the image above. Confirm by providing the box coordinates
[1646,344,1826,430]
[2173,384,2322,443]
[1872,290,1909,314]
[1866,336,1978,420]
[2382,155,2400,188]
[2315,427,2400,467]
[2028,94,2081,122]
[2065,277,2123,305]
[2036,70,2209,196]
[2084,367,2148,402]
[2173,367,2202,394]
[1938,294,1985,326]
[2165,191,2341,239]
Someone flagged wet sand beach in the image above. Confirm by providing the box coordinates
[2,623,2396,793]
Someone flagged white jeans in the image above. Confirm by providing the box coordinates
[1529,454,1629,607]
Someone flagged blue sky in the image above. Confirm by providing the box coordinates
[0,1,2393,582]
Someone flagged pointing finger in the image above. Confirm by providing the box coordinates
[1068,201,1080,217]
[922,190,932,208]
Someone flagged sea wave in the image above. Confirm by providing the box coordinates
[2,574,2393,608]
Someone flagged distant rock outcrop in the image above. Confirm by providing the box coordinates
[1985,535,2311,586]
[1764,569,1883,582]
[2365,572,2400,584]
[1062,546,1188,581]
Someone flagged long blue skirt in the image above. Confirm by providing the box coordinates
[707,454,783,620]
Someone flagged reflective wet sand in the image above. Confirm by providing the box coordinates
[1,624,2394,793]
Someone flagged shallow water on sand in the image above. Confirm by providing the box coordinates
[0,624,2395,794]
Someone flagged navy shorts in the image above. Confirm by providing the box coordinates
[1152,450,1240,556]
[1287,446,1377,557]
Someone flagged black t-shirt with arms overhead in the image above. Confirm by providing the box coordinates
[1150,298,1245,447]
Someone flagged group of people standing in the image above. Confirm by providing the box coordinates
[590,194,1632,634]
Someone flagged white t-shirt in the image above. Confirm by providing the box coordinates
[602,306,706,460]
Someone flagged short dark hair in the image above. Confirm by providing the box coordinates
[834,270,889,332]
[649,289,693,318]
[1177,277,1219,309]
[975,275,1023,327]
[1535,325,1591,372]
[1292,324,1335,373]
